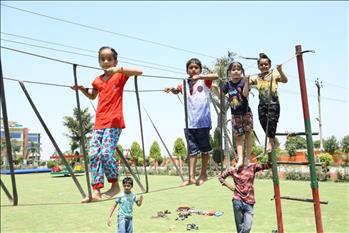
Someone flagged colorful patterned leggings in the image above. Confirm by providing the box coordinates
[89,128,122,190]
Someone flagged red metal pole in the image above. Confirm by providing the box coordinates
[273,184,284,233]
[295,45,324,233]
[271,148,284,233]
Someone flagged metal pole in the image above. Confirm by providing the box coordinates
[116,148,145,193]
[315,78,324,152]
[271,148,284,233]
[0,59,18,205]
[134,76,149,193]
[219,82,226,170]
[183,80,191,182]
[0,179,13,201]
[18,81,87,198]
[142,106,184,181]
[296,45,323,233]
[72,64,92,200]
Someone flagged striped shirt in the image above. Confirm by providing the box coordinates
[218,163,271,204]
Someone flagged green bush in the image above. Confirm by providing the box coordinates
[252,145,263,157]
[46,160,58,169]
[318,153,334,167]
[256,153,268,164]
[285,172,310,181]
[285,136,306,156]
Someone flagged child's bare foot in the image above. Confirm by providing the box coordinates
[101,185,120,200]
[266,144,272,153]
[195,176,208,186]
[81,193,101,203]
[180,178,196,187]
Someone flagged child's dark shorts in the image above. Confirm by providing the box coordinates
[231,111,253,136]
[258,103,280,138]
[184,128,212,156]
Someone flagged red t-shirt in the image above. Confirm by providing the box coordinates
[92,73,129,129]
[218,163,271,204]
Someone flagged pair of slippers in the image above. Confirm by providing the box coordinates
[176,212,190,221]
[186,224,199,231]
[152,210,172,218]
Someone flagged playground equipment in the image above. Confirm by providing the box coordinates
[0,44,326,232]
[49,155,85,177]
[266,45,325,233]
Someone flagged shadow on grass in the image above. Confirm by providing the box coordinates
[0,201,85,207]
[50,174,85,178]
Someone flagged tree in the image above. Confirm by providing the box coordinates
[324,136,338,155]
[63,107,93,155]
[285,136,307,156]
[212,128,224,164]
[28,141,41,167]
[341,135,349,153]
[10,139,21,163]
[203,53,237,165]
[173,138,186,160]
[149,141,162,169]
[1,138,8,166]
[130,141,143,166]
[313,140,320,149]
[114,144,123,163]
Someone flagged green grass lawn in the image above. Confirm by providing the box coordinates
[1,173,348,233]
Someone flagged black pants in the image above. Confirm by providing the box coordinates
[258,103,280,138]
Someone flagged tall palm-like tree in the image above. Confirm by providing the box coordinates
[1,138,8,166]
[28,141,41,167]
[10,139,21,163]
[63,107,93,155]
[203,52,236,166]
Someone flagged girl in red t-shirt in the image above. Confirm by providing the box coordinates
[72,47,142,203]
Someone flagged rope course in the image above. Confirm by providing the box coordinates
[0,4,340,233]
[1,46,186,81]
[0,38,186,75]
[0,36,327,232]
[3,33,347,96]
[3,77,167,93]
[1,32,185,72]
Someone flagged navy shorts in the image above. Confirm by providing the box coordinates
[184,128,212,156]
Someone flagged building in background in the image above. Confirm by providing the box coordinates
[0,118,41,164]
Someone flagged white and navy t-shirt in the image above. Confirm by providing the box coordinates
[178,79,212,129]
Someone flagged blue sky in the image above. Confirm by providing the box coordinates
[1,1,348,160]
